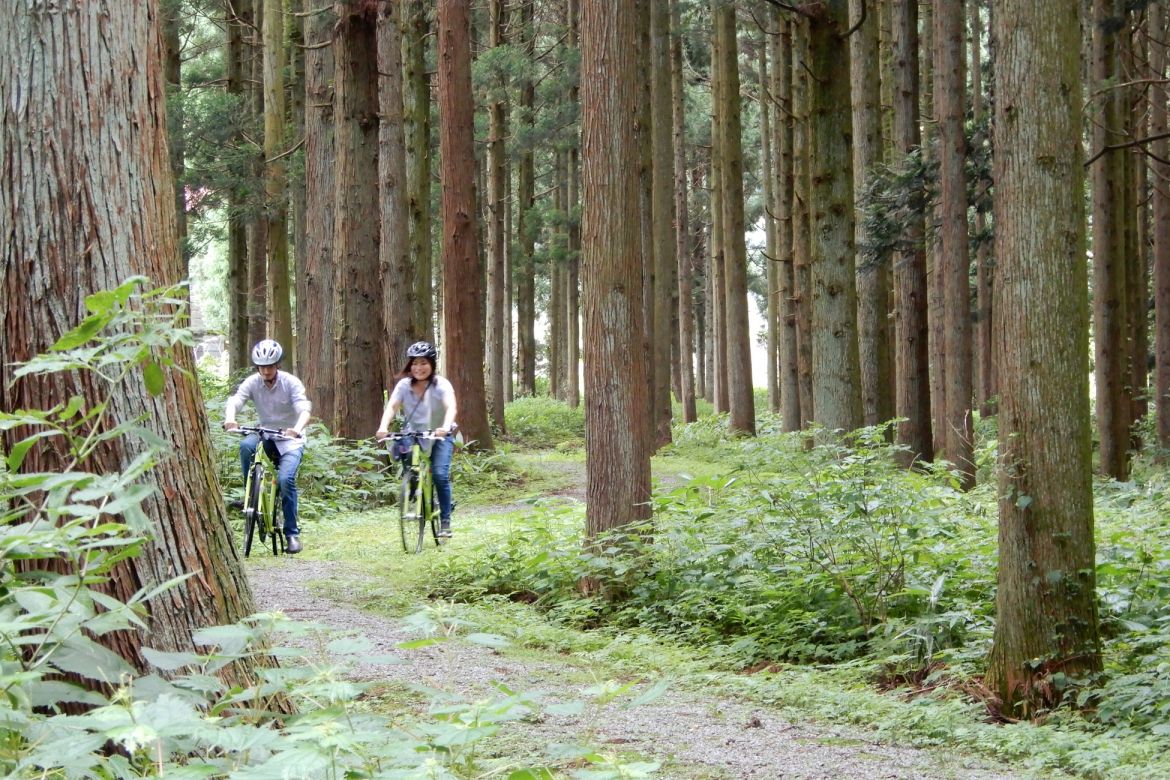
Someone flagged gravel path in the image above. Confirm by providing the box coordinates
[251,559,1037,779]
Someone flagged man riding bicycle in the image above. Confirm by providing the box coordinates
[376,341,458,537]
[223,339,312,554]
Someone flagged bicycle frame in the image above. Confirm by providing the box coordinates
[235,426,286,556]
[383,430,442,553]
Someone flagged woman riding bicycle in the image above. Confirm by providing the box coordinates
[376,341,458,537]
[223,339,312,554]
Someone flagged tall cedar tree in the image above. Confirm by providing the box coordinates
[892,0,932,464]
[226,0,252,373]
[986,0,1102,712]
[1091,0,1131,480]
[935,0,974,487]
[714,1,756,435]
[651,0,676,447]
[332,2,383,438]
[772,13,801,431]
[581,0,652,539]
[486,0,508,431]
[851,0,892,428]
[514,0,538,396]
[672,0,698,423]
[1153,2,1170,453]
[378,0,414,385]
[262,0,292,354]
[301,1,336,423]
[438,0,493,451]
[0,0,255,670]
[808,0,862,431]
[404,0,434,343]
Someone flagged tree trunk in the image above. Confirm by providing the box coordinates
[581,0,652,539]
[774,15,800,432]
[922,0,946,460]
[892,0,932,464]
[715,1,756,436]
[301,1,336,423]
[651,0,676,446]
[673,0,697,423]
[163,3,188,272]
[332,2,382,438]
[404,0,434,343]
[1152,1,1170,454]
[515,0,537,397]
[851,0,892,428]
[486,0,508,430]
[263,0,292,352]
[248,9,268,350]
[760,32,779,414]
[0,0,254,670]
[791,17,814,426]
[226,0,252,375]
[808,0,862,432]
[1092,0,1131,480]
[289,0,307,365]
[438,0,493,451]
[986,0,1102,712]
[379,0,413,393]
[971,0,995,417]
[935,0,973,487]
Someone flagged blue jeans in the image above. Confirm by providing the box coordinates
[239,434,303,537]
[430,437,454,522]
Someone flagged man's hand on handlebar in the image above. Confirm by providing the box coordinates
[282,428,303,439]
[223,421,239,432]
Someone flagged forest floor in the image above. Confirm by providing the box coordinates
[245,457,1052,780]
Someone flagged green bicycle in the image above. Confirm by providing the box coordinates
[234,425,286,557]
[382,430,443,553]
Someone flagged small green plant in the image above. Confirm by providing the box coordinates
[503,396,585,449]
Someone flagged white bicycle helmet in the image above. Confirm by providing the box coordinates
[251,339,283,366]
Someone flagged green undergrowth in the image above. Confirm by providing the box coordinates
[399,415,1170,780]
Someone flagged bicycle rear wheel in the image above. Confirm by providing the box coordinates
[398,472,415,552]
[424,478,441,547]
[243,463,263,557]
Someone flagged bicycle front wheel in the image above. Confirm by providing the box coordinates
[398,472,415,553]
[269,482,283,556]
[243,463,263,557]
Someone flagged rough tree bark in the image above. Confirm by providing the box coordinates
[773,14,800,432]
[379,0,413,390]
[651,0,676,446]
[486,0,508,431]
[892,0,932,465]
[226,0,252,375]
[851,0,892,428]
[438,0,493,451]
[935,0,974,487]
[714,0,756,436]
[986,0,1102,712]
[807,0,862,432]
[0,0,254,669]
[262,0,292,353]
[1152,1,1170,454]
[514,0,537,397]
[301,1,336,423]
[332,1,383,438]
[582,0,652,539]
[672,0,697,423]
[404,0,434,343]
[1091,0,1131,480]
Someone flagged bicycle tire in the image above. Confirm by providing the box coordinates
[398,471,415,553]
[423,471,441,547]
[243,462,263,557]
[414,484,427,553]
[269,482,282,556]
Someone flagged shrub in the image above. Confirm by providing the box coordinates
[503,395,585,449]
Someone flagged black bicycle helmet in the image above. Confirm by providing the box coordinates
[405,341,438,361]
[251,339,283,366]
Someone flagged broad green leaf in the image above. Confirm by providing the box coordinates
[142,359,165,396]
[627,677,671,707]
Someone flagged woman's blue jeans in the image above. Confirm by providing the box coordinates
[239,434,303,537]
[430,437,454,522]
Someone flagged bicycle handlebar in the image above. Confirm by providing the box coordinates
[377,430,444,445]
[229,424,294,441]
